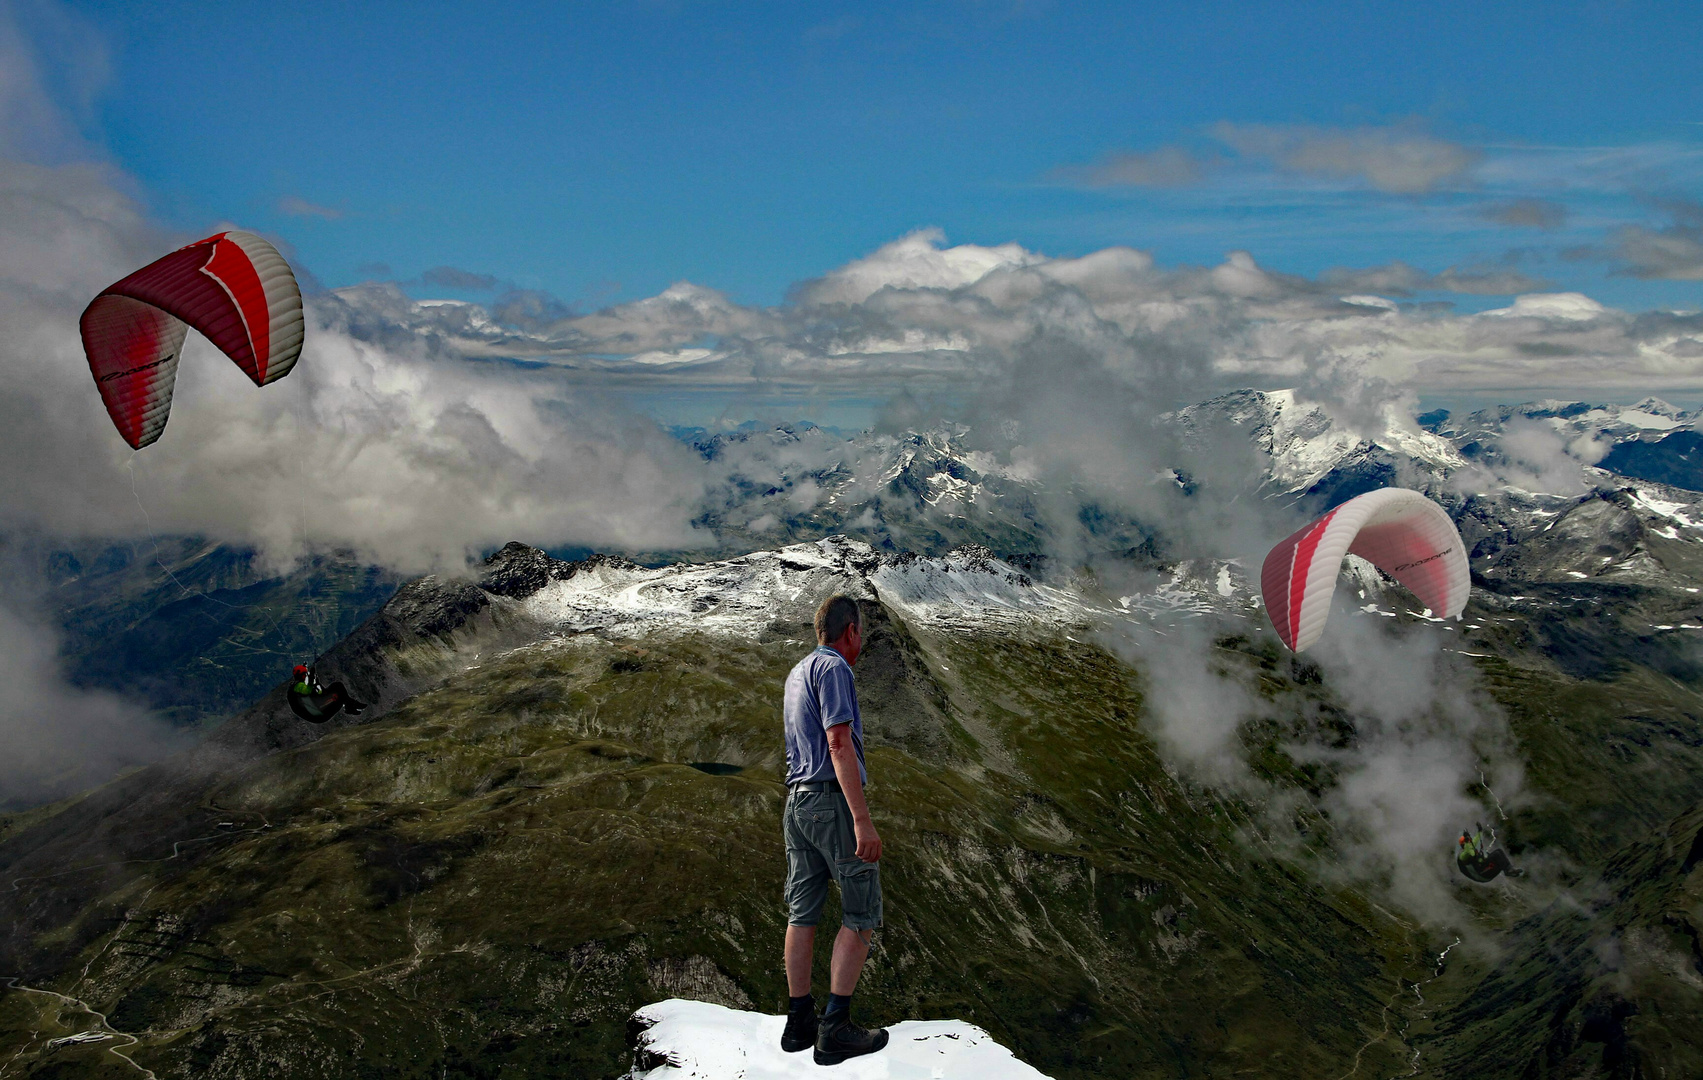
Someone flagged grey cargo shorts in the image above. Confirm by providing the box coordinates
[783,786,883,931]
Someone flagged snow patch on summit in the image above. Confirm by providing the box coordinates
[872,549,1093,632]
[522,539,1104,638]
[628,999,1053,1079]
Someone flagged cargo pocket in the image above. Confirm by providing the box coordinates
[835,857,882,931]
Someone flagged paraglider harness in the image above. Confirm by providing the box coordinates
[1456,823,1522,883]
[287,665,365,724]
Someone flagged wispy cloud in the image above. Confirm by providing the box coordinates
[1211,121,1480,195]
[1049,145,1209,188]
[1322,260,1551,296]
[1480,197,1568,230]
[420,265,499,290]
[1054,122,1481,195]
[1614,198,1703,280]
[278,194,343,220]
[0,156,712,574]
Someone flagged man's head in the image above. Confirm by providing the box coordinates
[815,595,863,664]
[293,664,309,679]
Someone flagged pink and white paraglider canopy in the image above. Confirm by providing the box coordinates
[79,230,304,449]
[1260,487,1470,653]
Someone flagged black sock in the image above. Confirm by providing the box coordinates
[789,994,814,1015]
[824,993,851,1020]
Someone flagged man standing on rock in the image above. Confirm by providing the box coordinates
[779,594,889,1066]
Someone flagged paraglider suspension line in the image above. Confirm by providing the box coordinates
[124,453,198,602]
[1478,769,1508,822]
[123,452,299,657]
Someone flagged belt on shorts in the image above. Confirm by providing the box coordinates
[789,779,842,794]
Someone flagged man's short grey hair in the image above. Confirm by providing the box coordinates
[815,595,861,645]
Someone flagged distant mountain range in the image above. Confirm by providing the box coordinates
[9,390,1703,1076]
[39,390,1703,733]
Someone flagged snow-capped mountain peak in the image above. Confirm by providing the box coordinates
[1176,388,1465,494]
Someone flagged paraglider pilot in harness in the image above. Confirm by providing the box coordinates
[287,665,367,724]
[1457,822,1524,883]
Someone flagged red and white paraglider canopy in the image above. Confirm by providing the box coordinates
[79,230,304,449]
[1260,487,1470,653]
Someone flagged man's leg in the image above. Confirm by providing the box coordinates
[323,681,367,713]
[785,924,816,997]
[828,927,872,996]
[815,838,886,1064]
[781,794,832,1053]
[782,801,831,996]
[817,919,888,1064]
[781,923,822,1054]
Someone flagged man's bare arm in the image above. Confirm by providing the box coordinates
[826,723,881,863]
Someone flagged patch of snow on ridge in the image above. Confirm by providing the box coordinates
[1118,561,1251,622]
[1629,488,1703,531]
[522,538,1099,638]
[871,548,1094,632]
[1616,405,1682,431]
[628,999,1054,1079]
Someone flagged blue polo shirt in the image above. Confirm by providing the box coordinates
[783,646,865,787]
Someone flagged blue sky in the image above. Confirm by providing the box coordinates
[23,0,1703,313]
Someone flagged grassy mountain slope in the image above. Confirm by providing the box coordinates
[0,553,1424,1079]
[7,536,1703,1078]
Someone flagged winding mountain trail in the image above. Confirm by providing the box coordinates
[2,977,156,1079]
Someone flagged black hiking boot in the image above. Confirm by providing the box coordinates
[814,1013,888,1066]
[780,1007,818,1053]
